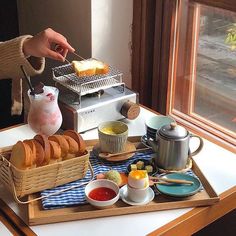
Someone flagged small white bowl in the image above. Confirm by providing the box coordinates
[85,179,120,209]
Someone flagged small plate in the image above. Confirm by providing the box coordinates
[127,158,157,176]
[120,185,155,206]
[155,173,201,198]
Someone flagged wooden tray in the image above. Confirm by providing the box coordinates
[27,137,220,226]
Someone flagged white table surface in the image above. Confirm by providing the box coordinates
[0,107,236,236]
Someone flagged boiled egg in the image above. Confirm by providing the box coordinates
[128,170,149,189]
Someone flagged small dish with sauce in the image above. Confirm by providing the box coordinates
[85,179,120,209]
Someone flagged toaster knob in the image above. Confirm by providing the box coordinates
[120,101,140,120]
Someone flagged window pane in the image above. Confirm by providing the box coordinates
[172,2,236,144]
[196,5,236,132]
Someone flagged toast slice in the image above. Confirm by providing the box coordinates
[10,141,32,170]
[31,139,45,167]
[34,134,51,165]
[49,140,62,163]
[23,139,37,168]
[63,135,80,160]
[63,130,86,155]
[48,135,69,159]
[72,59,109,77]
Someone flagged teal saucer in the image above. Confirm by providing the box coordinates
[155,173,201,198]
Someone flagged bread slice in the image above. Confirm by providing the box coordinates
[63,130,86,155]
[48,135,69,159]
[34,134,51,165]
[63,135,79,160]
[10,141,32,170]
[72,59,109,77]
[23,139,37,168]
[49,140,62,163]
[31,139,45,167]
[95,60,109,75]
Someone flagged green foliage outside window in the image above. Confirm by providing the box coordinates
[225,24,236,50]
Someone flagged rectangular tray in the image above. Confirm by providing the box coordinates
[28,137,219,226]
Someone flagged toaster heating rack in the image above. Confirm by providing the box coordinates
[52,63,124,105]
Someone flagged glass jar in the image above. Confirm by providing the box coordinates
[27,86,62,136]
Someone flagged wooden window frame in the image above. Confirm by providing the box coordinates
[165,0,236,152]
[132,0,236,152]
[188,4,236,143]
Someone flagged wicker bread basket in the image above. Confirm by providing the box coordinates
[0,149,92,203]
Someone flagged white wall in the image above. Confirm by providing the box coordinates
[17,0,92,86]
[92,0,133,87]
[17,0,133,87]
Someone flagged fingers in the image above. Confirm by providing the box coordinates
[53,38,75,53]
[61,48,69,58]
[45,28,75,52]
[23,28,74,61]
[45,48,65,62]
[54,45,69,57]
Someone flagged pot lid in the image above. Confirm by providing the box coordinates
[159,122,188,139]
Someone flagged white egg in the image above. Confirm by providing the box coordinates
[128,170,149,189]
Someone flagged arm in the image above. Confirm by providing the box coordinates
[0,28,74,80]
[0,28,74,116]
[0,35,45,80]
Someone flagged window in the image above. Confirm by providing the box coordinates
[132,0,236,152]
[167,0,236,151]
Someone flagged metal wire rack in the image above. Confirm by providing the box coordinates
[52,62,124,103]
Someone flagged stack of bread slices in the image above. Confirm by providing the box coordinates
[9,130,87,170]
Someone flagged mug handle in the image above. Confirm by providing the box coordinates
[190,134,204,156]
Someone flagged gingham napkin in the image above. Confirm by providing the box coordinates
[41,150,202,210]
[41,150,153,209]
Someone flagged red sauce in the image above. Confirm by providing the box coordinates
[88,187,116,201]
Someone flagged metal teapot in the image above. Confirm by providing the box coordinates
[148,122,204,170]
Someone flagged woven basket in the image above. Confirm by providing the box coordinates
[0,150,91,202]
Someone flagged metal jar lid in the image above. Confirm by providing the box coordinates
[159,122,188,139]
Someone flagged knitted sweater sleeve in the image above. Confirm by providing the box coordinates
[0,35,45,116]
[0,35,45,79]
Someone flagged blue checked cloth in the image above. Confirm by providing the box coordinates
[41,150,201,210]
[41,150,153,209]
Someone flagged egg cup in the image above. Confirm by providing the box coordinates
[127,184,149,203]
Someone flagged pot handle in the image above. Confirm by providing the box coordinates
[141,136,159,152]
[190,134,204,156]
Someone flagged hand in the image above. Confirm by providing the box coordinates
[23,28,75,62]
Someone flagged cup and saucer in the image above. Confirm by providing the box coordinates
[141,134,152,148]
[141,115,176,147]
[93,121,136,162]
[119,185,155,206]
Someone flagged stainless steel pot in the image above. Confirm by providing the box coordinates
[148,122,204,170]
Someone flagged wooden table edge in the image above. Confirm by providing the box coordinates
[0,199,36,236]
[147,185,236,236]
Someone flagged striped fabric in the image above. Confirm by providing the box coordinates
[41,150,201,210]
[41,150,153,209]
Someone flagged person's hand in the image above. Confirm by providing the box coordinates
[23,28,75,62]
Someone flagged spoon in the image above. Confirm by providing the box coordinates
[20,65,35,95]
[149,176,193,185]
[99,147,152,159]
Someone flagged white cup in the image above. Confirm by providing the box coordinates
[127,184,149,203]
[145,115,175,140]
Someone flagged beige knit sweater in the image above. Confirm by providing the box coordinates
[0,35,45,115]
